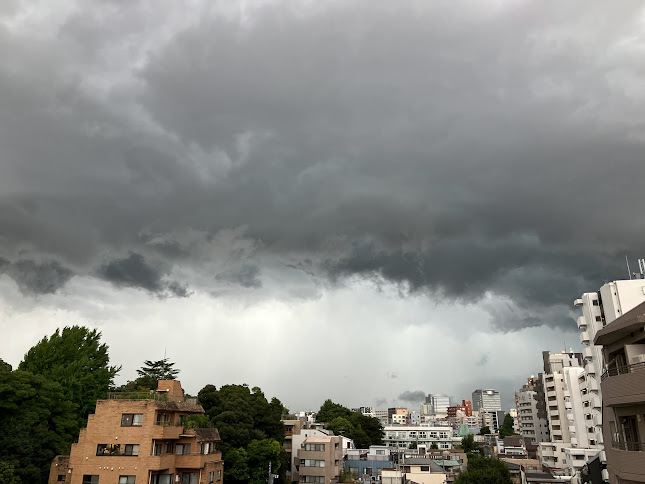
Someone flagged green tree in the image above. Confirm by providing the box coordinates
[479,426,491,435]
[498,413,515,438]
[315,399,383,447]
[247,439,283,484]
[224,448,250,482]
[0,358,11,372]
[18,326,120,423]
[197,384,288,484]
[430,442,438,449]
[136,358,179,386]
[0,461,21,484]
[454,454,512,484]
[0,369,78,484]
[461,434,480,456]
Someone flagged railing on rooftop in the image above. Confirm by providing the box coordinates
[612,440,645,452]
[600,361,645,381]
[107,392,169,401]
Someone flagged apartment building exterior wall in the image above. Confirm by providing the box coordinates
[383,426,453,451]
[296,435,343,484]
[48,380,223,484]
[595,301,645,484]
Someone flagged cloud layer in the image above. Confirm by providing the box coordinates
[1,0,644,333]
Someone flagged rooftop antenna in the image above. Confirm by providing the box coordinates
[626,256,632,280]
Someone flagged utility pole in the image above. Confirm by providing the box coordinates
[267,461,279,484]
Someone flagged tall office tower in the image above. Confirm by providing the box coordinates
[471,389,502,412]
[423,394,451,416]
[515,376,550,444]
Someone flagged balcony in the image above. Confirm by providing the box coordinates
[580,331,590,345]
[601,362,645,406]
[606,442,645,481]
[151,425,184,440]
[583,347,593,361]
[577,316,587,329]
[175,453,208,469]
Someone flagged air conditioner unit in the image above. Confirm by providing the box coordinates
[629,354,645,365]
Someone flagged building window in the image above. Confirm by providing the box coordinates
[58,476,66,482]
[302,459,325,467]
[200,442,212,454]
[181,473,198,484]
[304,443,325,451]
[209,472,214,484]
[151,475,172,484]
[119,477,136,484]
[176,443,191,455]
[156,413,171,425]
[166,442,174,454]
[153,443,163,456]
[121,414,143,427]
[96,444,120,456]
[421,466,430,472]
[82,477,99,484]
[376,450,384,455]
[124,444,139,456]
[216,470,222,482]
[302,477,325,483]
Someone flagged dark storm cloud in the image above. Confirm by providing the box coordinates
[98,253,190,298]
[0,258,73,295]
[1,0,644,328]
[398,391,426,403]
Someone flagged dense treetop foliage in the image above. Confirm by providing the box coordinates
[116,357,180,391]
[0,369,78,484]
[498,413,515,438]
[454,454,513,484]
[316,399,383,447]
[198,384,288,484]
[18,326,120,422]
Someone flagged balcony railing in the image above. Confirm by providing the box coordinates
[612,440,645,452]
[600,361,645,381]
[107,392,169,401]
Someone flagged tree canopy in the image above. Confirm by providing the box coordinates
[498,413,515,438]
[479,426,491,435]
[114,357,180,392]
[18,326,120,423]
[315,399,383,447]
[454,455,512,484]
[0,369,78,484]
[198,384,288,484]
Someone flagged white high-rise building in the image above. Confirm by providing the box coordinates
[574,279,645,449]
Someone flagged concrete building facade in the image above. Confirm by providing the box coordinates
[296,435,343,484]
[595,300,645,484]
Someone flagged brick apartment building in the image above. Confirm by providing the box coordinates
[48,380,224,484]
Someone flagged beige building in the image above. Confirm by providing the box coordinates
[48,380,224,484]
[295,435,343,483]
[594,300,645,483]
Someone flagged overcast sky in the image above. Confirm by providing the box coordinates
[1,0,644,412]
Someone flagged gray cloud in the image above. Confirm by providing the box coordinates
[0,258,74,295]
[0,0,644,329]
[216,264,262,289]
[398,390,426,404]
[98,252,190,298]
